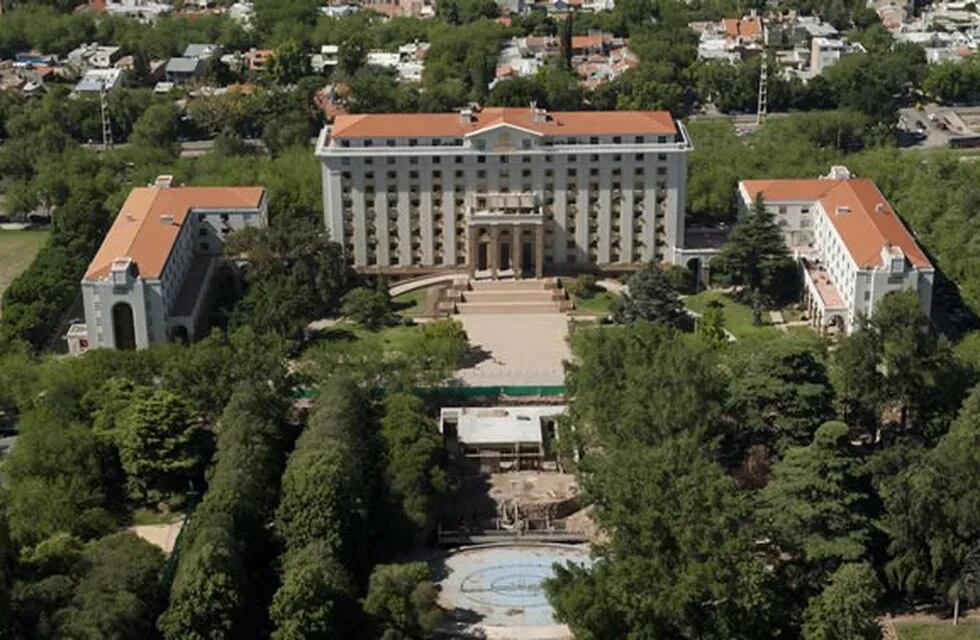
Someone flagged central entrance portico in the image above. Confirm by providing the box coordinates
[467,193,545,279]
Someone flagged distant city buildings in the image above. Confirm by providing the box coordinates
[738,166,934,334]
[69,177,267,353]
[365,42,429,83]
[73,68,125,95]
[493,32,635,89]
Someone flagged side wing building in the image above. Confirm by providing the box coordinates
[69,177,267,352]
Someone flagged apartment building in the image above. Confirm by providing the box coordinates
[738,167,934,334]
[68,177,267,353]
[315,106,691,277]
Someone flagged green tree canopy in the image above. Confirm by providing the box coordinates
[380,393,447,547]
[761,421,871,586]
[116,388,209,506]
[713,196,797,321]
[801,563,882,640]
[612,262,689,328]
[269,541,357,640]
[726,339,835,454]
[362,563,442,639]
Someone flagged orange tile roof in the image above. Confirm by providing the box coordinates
[724,16,763,41]
[329,107,677,139]
[740,178,931,270]
[85,186,265,280]
[571,34,604,50]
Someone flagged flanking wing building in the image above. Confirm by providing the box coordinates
[738,166,934,334]
[315,106,692,277]
[68,177,267,353]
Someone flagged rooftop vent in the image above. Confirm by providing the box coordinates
[154,174,175,188]
[835,205,851,215]
[823,165,853,180]
[875,203,885,213]
[459,108,474,124]
[160,214,175,225]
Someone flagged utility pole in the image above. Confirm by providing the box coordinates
[100,80,113,150]
[756,55,768,127]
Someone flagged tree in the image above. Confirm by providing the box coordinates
[157,517,247,640]
[801,563,882,640]
[612,262,688,328]
[726,339,835,453]
[546,435,778,638]
[565,322,725,450]
[762,422,871,587]
[227,219,351,338]
[129,102,178,154]
[269,39,311,85]
[833,291,965,434]
[342,287,395,330]
[56,532,165,640]
[274,381,375,577]
[362,563,442,639]
[713,196,797,323]
[380,394,447,546]
[116,389,209,506]
[697,300,727,348]
[881,384,980,605]
[269,541,357,640]
[5,408,109,547]
[337,33,368,78]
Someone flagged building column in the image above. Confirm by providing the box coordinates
[511,223,521,278]
[489,225,499,278]
[468,226,477,276]
[535,224,545,278]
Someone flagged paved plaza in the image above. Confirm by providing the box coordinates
[456,313,571,386]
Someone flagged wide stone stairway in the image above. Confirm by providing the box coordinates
[443,278,571,315]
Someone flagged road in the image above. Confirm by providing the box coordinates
[82,137,268,157]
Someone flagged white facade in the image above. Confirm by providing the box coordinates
[809,37,865,74]
[74,181,267,352]
[316,107,691,277]
[739,167,934,333]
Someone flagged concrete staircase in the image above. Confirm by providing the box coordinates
[446,278,571,315]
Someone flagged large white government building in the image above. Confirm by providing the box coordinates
[68,177,267,352]
[316,106,692,277]
[739,166,934,334]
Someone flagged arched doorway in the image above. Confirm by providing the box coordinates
[169,325,190,344]
[686,258,701,292]
[112,302,137,350]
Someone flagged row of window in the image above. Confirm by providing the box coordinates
[336,135,673,149]
[339,153,669,166]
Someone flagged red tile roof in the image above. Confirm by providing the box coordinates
[85,186,265,280]
[329,107,677,139]
[724,16,763,41]
[740,178,930,270]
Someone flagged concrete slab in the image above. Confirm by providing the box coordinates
[456,313,570,386]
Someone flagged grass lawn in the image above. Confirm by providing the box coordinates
[312,321,423,353]
[895,623,980,639]
[392,287,430,317]
[683,290,784,341]
[129,509,183,526]
[574,290,619,316]
[0,229,49,312]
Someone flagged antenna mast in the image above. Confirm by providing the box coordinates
[756,54,768,126]
[100,81,113,150]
